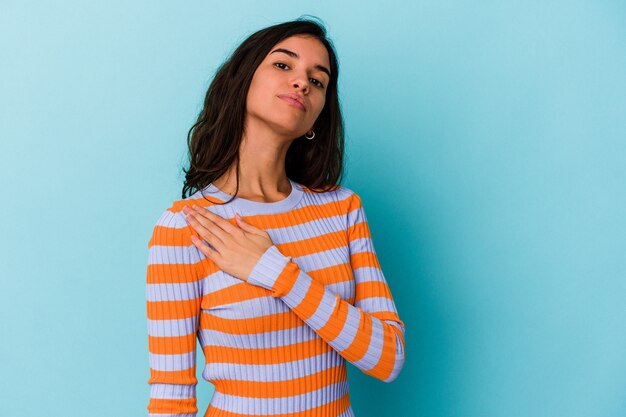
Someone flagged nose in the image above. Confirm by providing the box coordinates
[292,73,310,93]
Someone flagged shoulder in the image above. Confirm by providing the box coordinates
[299,182,363,215]
[153,188,229,226]
[148,190,217,248]
[168,188,227,214]
[151,195,195,228]
[147,203,189,250]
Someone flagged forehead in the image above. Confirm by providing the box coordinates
[268,35,330,67]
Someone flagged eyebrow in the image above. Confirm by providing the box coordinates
[269,48,331,78]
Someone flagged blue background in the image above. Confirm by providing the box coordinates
[1,1,625,416]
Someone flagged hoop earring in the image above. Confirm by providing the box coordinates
[305,130,315,140]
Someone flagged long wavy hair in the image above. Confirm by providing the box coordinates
[181,16,344,203]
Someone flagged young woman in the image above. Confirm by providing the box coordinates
[146,17,406,417]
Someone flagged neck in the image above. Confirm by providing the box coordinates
[213,121,296,201]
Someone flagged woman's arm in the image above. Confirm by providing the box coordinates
[146,208,206,416]
[246,192,406,382]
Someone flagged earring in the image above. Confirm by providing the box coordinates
[305,130,315,140]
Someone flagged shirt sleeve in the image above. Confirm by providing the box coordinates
[246,191,406,383]
[146,208,205,416]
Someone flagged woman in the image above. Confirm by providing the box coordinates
[146,17,406,417]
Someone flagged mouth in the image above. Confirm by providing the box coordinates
[277,94,306,111]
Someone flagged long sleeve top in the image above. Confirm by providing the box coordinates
[146,178,406,417]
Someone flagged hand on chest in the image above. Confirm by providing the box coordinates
[200,208,356,315]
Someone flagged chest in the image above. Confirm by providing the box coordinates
[200,215,355,319]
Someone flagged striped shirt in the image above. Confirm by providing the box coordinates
[146,178,406,416]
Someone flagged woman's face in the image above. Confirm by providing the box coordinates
[246,34,331,139]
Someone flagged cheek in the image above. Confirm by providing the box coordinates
[311,96,326,118]
[246,89,268,115]
[247,74,278,108]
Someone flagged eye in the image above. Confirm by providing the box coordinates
[274,62,325,89]
[310,78,324,88]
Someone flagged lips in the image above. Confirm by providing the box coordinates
[277,94,306,111]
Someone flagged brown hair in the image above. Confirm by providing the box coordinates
[181,16,344,202]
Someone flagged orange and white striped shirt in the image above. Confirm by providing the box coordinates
[146,179,406,416]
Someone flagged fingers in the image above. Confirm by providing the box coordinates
[186,214,225,250]
[190,235,221,261]
[235,213,264,236]
[190,205,241,237]
[183,205,228,243]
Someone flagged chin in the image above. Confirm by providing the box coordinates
[265,117,307,136]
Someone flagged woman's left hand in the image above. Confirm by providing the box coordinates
[182,205,273,281]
